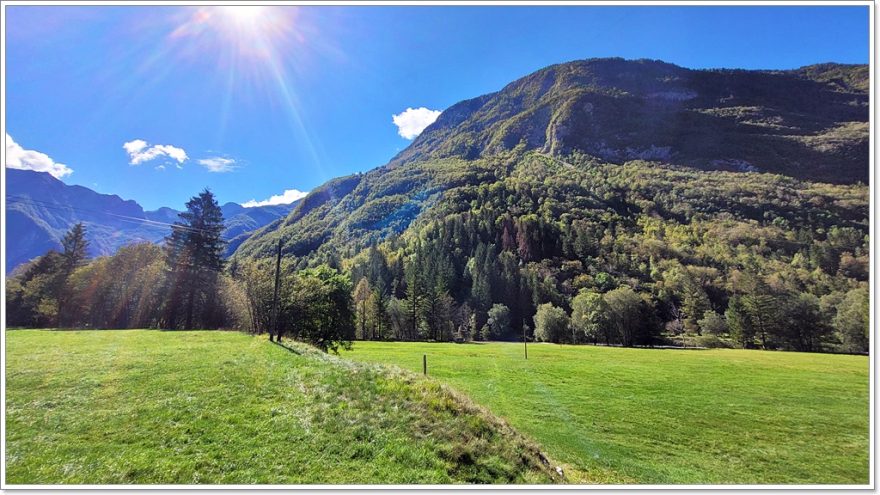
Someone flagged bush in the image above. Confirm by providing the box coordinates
[534,303,570,343]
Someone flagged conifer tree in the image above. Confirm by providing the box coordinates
[57,223,89,326]
[163,189,226,329]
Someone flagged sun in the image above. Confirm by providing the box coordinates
[218,6,267,28]
[170,5,298,60]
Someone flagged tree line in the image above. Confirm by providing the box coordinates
[6,189,355,352]
[7,154,870,356]
[330,220,866,353]
[270,154,868,354]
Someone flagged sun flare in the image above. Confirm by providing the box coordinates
[163,5,323,166]
[171,5,294,49]
[218,6,267,27]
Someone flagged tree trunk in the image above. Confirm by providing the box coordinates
[185,281,195,330]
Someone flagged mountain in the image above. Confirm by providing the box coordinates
[220,201,300,257]
[5,169,297,273]
[233,58,869,264]
[228,58,867,350]
[390,58,868,184]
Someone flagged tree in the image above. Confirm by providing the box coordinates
[385,296,408,340]
[698,310,728,336]
[454,302,475,342]
[6,223,91,328]
[779,293,829,352]
[57,223,90,326]
[468,243,494,318]
[725,296,755,348]
[571,290,610,344]
[61,223,89,273]
[487,303,511,340]
[740,278,780,350]
[66,243,166,329]
[353,277,371,340]
[163,189,226,329]
[479,324,492,341]
[834,287,868,353]
[534,303,569,343]
[424,283,455,341]
[367,287,387,340]
[603,286,649,347]
[516,215,539,262]
[234,258,275,335]
[283,265,355,353]
[681,277,711,334]
[404,250,426,340]
[5,251,65,327]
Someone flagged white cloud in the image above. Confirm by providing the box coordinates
[198,157,236,173]
[123,139,188,165]
[242,189,308,208]
[123,139,148,155]
[392,107,441,139]
[5,133,73,179]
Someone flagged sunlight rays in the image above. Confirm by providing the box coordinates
[162,6,327,173]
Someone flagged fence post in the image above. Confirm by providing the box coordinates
[270,238,282,342]
[423,354,427,375]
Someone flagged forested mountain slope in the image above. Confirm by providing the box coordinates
[231,58,868,352]
[232,152,868,350]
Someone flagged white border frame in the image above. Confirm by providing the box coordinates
[0,0,874,491]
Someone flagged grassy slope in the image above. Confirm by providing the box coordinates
[342,341,869,484]
[5,330,556,485]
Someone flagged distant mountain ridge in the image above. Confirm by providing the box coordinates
[5,169,298,273]
[7,58,870,273]
[390,58,868,183]
[233,57,869,263]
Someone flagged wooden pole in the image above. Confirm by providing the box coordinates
[270,238,282,342]
[523,324,528,360]
[423,354,427,375]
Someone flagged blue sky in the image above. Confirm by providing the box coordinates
[5,4,870,210]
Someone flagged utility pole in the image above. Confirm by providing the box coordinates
[270,238,282,342]
[523,321,528,360]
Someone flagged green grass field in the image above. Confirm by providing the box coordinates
[342,341,869,485]
[5,330,556,485]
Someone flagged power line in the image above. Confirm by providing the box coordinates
[6,195,218,236]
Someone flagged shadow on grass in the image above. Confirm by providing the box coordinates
[270,339,303,355]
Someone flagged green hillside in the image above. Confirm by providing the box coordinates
[344,341,870,484]
[5,330,559,485]
[231,151,868,353]
[226,60,868,356]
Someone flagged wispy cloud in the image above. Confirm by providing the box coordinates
[5,133,73,178]
[242,188,308,208]
[198,156,236,173]
[392,107,442,139]
[123,139,188,165]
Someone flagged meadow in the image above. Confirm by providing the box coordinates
[5,330,555,485]
[342,341,870,484]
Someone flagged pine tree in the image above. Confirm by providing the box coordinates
[61,223,89,273]
[57,223,89,326]
[163,189,226,329]
[353,277,371,339]
[404,249,425,340]
[726,295,756,348]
